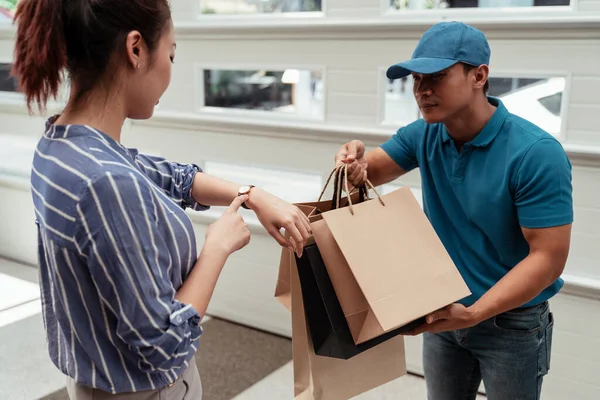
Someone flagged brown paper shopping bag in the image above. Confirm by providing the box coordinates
[289,247,407,400]
[275,204,316,312]
[283,165,471,346]
[279,203,400,360]
[321,168,470,343]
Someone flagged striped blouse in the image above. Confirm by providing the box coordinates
[31,117,208,393]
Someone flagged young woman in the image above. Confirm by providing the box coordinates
[12,1,311,399]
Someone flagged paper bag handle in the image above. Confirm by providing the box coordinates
[342,165,385,215]
[318,165,364,206]
[318,165,385,215]
[318,165,342,203]
[333,165,368,210]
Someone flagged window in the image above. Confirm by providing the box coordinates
[487,77,545,98]
[0,63,21,94]
[0,62,71,106]
[491,76,565,135]
[202,68,324,120]
[383,74,420,126]
[382,72,566,136]
[201,0,322,15]
[0,0,18,22]
[389,0,569,11]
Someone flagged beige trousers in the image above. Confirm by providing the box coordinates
[66,362,203,400]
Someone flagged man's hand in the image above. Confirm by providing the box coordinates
[335,140,368,187]
[404,304,482,336]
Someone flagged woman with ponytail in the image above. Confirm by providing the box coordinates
[12,1,312,398]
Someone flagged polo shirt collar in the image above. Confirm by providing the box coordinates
[441,96,508,147]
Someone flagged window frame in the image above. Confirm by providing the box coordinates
[377,66,421,129]
[381,0,575,20]
[486,69,571,140]
[195,62,328,123]
[196,0,326,20]
[0,58,25,104]
[0,58,71,112]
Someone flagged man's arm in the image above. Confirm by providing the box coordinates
[338,121,425,186]
[470,138,573,318]
[415,138,573,334]
[418,224,571,333]
[469,224,571,322]
[365,148,408,187]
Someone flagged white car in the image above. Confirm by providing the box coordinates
[499,77,565,135]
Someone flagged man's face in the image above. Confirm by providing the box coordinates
[411,63,476,124]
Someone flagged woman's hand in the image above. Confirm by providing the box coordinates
[246,188,311,257]
[205,195,251,257]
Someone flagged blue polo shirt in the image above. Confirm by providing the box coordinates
[381,97,573,308]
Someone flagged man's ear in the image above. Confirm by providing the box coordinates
[474,65,490,91]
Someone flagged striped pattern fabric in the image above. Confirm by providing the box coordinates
[31,117,209,394]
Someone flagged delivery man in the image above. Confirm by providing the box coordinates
[335,21,573,400]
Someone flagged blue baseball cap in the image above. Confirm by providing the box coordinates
[386,21,491,80]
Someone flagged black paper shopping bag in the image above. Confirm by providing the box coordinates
[295,243,426,360]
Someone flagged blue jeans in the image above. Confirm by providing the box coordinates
[423,301,554,400]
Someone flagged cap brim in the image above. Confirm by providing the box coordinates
[386,58,459,80]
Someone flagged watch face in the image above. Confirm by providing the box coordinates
[239,185,252,194]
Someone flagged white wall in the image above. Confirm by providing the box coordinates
[1,1,600,398]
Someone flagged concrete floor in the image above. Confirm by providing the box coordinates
[0,258,486,399]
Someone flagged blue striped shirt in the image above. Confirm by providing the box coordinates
[31,117,209,393]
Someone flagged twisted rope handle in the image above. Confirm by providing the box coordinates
[343,165,385,215]
[318,164,386,214]
[334,165,344,210]
[318,165,344,203]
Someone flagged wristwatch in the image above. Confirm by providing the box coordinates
[237,185,255,210]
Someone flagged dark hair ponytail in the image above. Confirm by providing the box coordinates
[12,0,172,114]
[12,0,68,113]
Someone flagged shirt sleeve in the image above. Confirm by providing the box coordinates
[513,138,574,229]
[132,152,209,212]
[75,171,202,373]
[380,119,425,172]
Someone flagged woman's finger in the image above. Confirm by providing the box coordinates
[283,221,304,257]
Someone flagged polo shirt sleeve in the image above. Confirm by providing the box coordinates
[380,120,424,172]
[514,138,574,229]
